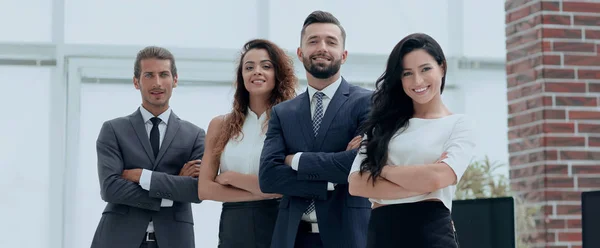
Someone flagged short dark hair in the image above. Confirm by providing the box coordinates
[300,10,346,47]
[133,46,177,79]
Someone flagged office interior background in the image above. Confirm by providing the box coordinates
[4,0,599,247]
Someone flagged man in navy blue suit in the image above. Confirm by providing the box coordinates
[259,10,372,248]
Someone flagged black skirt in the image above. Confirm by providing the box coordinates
[218,198,280,248]
[367,201,460,248]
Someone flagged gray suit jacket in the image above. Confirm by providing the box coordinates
[91,108,205,248]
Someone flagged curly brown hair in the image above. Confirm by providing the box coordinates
[213,39,298,159]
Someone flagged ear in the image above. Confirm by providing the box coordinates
[133,77,140,89]
[296,47,303,61]
[341,50,348,64]
[173,75,178,88]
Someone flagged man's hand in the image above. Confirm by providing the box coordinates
[284,154,295,166]
[122,169,143,183]
[179,159,201,177]
[346,135,362,151]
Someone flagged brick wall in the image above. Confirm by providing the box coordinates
[506,0,600,247]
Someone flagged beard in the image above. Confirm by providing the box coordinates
[302,54,342,79]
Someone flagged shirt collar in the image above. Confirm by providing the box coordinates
[139,105,171,125]
[307,76,342,101]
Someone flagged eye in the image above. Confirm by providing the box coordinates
[144,73,152,78]
[422,67,432,72]
[262,64,272,69]
[245,66,253,71]
[160,72,169,77]
[402,71,412,77]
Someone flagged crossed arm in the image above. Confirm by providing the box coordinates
[97,121,205,211]
[258,108,363,200]
[196,115,281,202]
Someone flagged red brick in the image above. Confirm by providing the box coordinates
[564,2,600,13]
[546,191,583,201]
[564,55,600,66]
[543,14,571,25]
[546,176,575,188]
[547,219,566,229]
[506,16,542,37]
[557,231,582,242]
[507,29,542,50]
[578,177,600,188]
[542,68,575,79]
[542,28,582,39]
[544,137,585,147]
[545,82,586,93]
[543,55,561,65]
[556,205,581,215]
[509,110,544,126]
[513,176,545,192]
[572,165,600,175]
[541,1,560,11]
[508,57,542,75]
[578,69,600,80]
[579,124,600,133]
[546,164,570,175]
[586,30,600,39]
[574,15,600,26]
[509,136,543,153]
[544,109,567,120]
[569,110,600,120]
[590,137,600,147]
[567,219,582,229]
[555,96,597,106]
[508,96,549,114]
[553,42,595,52]
[589,83,600,92]
[509,150,558,166]
[560,151,600,161]
[543,123,575,133]
[507,41,547,61]
[506,1,542,19]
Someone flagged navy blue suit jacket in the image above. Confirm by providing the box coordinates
[259,78,372,248]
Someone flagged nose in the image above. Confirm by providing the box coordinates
[316,40,328,52]
[253,67,263,76]
[414,73,425,85]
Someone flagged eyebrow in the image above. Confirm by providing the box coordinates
[244,60,273,64]
[403,63,433,70]
[307,35,339,41]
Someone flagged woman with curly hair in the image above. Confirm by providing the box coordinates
[197,39,298,248]
[348,33,476,248]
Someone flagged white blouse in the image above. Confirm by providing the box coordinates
[220,109,268,175]
[349,114,476,211]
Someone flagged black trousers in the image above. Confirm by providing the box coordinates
[367,201,460,248]
[218,198,280,248]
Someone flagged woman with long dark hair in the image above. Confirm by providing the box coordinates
[197,39,298,248]
[348,33,476,247]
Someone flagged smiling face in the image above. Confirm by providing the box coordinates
[133,58,177,115]
[297,23,347,79]
[242,48,276,97]
[401,49,445,105]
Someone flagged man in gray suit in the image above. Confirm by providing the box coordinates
[91,46,205,248]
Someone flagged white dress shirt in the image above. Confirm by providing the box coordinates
[291,76,341,222]
[138,105,173,233]
[220,108,267,175]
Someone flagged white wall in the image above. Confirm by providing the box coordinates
[0,66,52,247]
[0,0,52,42]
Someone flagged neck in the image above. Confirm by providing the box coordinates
[142,102,169,117]
[248,94,269,118]
[307,72,340,91]
[412,95,450,119]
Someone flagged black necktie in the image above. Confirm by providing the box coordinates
[150,117,161,158]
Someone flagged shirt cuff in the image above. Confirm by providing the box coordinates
[291,152,303,171]
[161,199,173,207]
[327,182,336,191]
[139,169,152,191]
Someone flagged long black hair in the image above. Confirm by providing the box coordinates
[359,33,448,183]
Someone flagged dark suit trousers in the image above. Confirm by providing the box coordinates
[294,222,324,248]
[218,198,279,248]
[139,239,158,248]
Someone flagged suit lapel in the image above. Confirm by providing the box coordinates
[153,111,180,169]
[297,91,316,148]
[313,79,350,150]
[129,109,156,165]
